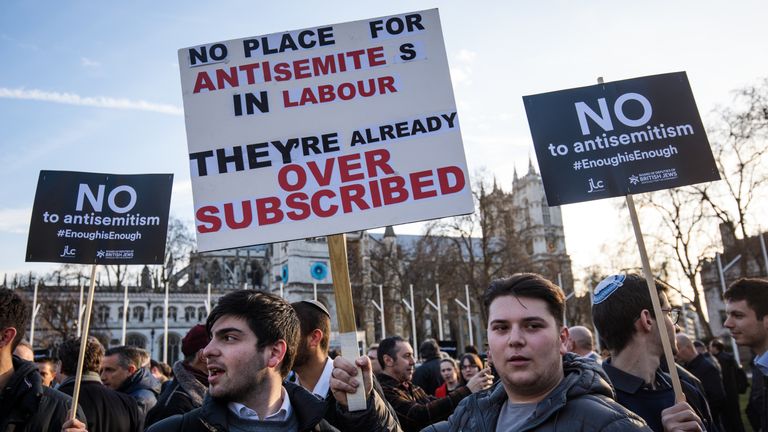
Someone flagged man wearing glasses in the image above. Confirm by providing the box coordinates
[592,274,717,432]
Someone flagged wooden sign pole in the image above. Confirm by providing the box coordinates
[626,194,684,402]
[327,233,366,410]
[596,76,683,401]
[70,264,98,420]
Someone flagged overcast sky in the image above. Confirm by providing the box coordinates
[2,0,767,290]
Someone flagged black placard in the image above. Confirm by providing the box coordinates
[523,72,720,205]
[26,171,173,264]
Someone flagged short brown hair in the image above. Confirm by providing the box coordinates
[483,273,565,326]
[592,274,671,353]
[58,337,105,375]
[724,278,768,320]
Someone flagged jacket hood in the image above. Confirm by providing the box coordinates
[120,366,161,395]
[172,360,208,406]
[559,352,615,400]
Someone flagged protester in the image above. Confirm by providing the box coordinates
[708,338,746,432]
[372,335,492,431]
[57,336,143,432]
[412,339,444,396]
[692,340,720,371]
[145,324,211,427]
[457,353,482,385]
[567,325,601,363]
[723,277,768,432]
[13,339,34,361]
[592,274,715,432]
[332,273,650,431]
[433,358,460,398]
[146,289,332,431]
[676,333,726,428]
[36,356,57,387]
[101,345,161,421]
[0,288,86,431]
[151,359,173,389]
[368,343,382,375]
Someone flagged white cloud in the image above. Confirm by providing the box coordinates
[450,49,477,87]
[80,57,102,68]
[0,87,183,115]
[0,208,31,234]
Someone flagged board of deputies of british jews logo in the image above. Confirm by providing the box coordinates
[96,250,135,259]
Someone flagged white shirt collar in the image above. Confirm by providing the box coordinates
[294,357,334,399]
[227,387,293,421]
[312,357,334,398]
[754,351,768,376]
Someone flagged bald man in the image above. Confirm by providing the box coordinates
[676,333,726,428]
[566,326,601,363]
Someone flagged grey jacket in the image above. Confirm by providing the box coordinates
[423,354,651,432]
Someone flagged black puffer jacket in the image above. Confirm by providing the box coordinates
[118,366,161,421]
[145,361,208,427]
[0,356,86,432]
[423,354,651,432]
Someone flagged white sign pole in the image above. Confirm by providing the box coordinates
[76,282,84,337]
[401,284,417,359]
[760,230,768,274]
[454,285,474,347]
[204,282,211,314]
[121,284,129,346]
[717,252,742,364]
[29,281,39,348]
[314,282,318,301]
[163,281,169,363]
[69,265,98,421]
[371,284,385,339]
[279,282,284,298]
[426,283,443,340]
[626,193,684,402]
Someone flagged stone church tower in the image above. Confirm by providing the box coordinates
[511,159,574,295]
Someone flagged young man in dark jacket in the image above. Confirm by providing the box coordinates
[593,274,715,432]
[145,324,211,427]
[374,335,492,432]
[0,288,86,431]
[147,290,338,432]
[723,277,768,432]
[101,345,162,421]
[57,336,143,432]
[332,273,650,431]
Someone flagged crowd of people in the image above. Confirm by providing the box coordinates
[1,273,766,431]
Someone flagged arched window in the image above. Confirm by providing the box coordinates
[97,305,110,323]
[119,306,130,322]
[157,333,183,364]
[542,198,551,225]
[126,333,147,349]
[185,306,196,322]
[152,306,163,321]
[168,306,178,321]
[133,306,145,323]
[198,306,207,321]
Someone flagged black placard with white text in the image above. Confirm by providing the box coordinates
[523,72,720,205]
[26,171,173,264]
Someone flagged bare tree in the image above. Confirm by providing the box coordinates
[163,217,195,289]
[693,78,768,272]
[634,188,717,338]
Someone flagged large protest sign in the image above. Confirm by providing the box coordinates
[178,9,472,252]
[523,72,720,206]
[26,171,173,264]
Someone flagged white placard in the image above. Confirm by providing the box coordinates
[339,331,366,412]
[178,9,472,251]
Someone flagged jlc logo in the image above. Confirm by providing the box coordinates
[60,245,76,258]
[587,178,605,193]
